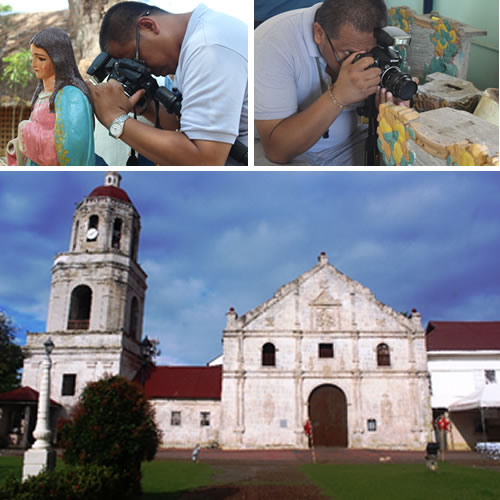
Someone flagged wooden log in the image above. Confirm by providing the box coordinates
[377,103,499,166]
[414,73,483,113]
[473,88,499,127]
[388,7,487,83]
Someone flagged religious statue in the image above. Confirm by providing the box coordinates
[7,27,95,166]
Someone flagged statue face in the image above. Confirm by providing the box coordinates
[30,44,55,82]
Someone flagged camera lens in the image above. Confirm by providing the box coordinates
[381,67,417,101]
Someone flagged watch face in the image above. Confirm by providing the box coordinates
[110,122,123,137]
[87,228,99,241]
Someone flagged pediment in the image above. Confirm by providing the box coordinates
[310,290,341,307]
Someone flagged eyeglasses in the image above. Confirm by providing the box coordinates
[135,10,151,61]
[322,27,351,65]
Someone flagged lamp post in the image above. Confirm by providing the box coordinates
[140,336,153,388]
[23,338,57,479]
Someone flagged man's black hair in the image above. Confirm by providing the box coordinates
[99,1,167,52]
[315,0,388,38]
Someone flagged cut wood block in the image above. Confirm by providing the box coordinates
[414,73,483,113]
[377,103,499,166]
[473,88,499,127]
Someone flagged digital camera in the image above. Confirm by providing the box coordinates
[353,26,417,101]
[87,51,182,116]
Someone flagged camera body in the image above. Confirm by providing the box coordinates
[87,51,182,116]
[354,26,417,101]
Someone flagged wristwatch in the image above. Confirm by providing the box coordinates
[108,114,130,139]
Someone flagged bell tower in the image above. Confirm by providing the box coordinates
[22,172,148,409]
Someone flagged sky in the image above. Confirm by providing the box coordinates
[1,171,499,367]
[4,1,249,23]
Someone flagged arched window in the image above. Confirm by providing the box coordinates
[377,343,391,367]
[112,218,122,249]
[68,285,92,330]
[87,215,99,241]
[262,343,276,366]
[129,297,139,339]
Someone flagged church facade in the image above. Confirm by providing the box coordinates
[219,252,432,449]
[19,173,433,451]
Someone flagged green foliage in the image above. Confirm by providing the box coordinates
[1,49,34,97]
[0,5,12,13]
[59,375,161,496]
[0,311,25,393]
[0,463,128,500]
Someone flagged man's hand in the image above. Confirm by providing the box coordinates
[333,52,381,106]
[376,77,419,108]
[86,79,145,128]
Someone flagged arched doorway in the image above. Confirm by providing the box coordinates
[308,384,348,447]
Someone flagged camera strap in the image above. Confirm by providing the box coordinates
[315,58,329,139]
[126,102,161,166]
[126,109,139,166]
[229,139,248,165]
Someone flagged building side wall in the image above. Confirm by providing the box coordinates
[153,399,221,448]
[22,332,141,416]
[428,354,500,408]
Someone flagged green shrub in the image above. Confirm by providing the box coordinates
[58,375,161,496]
[0,463,126,500]
[1,49,34,99]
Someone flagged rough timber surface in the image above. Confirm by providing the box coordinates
[410,108,498,159]
[377,103,499,166]
[414,73,483,113]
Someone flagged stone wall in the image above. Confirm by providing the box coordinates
[153,399,221,448]
[221,254,432,450]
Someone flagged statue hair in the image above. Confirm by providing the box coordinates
[30,27,93,114]
[315,0,388,38]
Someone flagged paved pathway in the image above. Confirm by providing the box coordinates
[156,447,500,468]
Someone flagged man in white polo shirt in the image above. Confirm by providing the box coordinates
[89,1,248,166]
[255,0,391,166]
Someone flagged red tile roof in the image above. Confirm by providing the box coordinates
[0,386,61,406]
[426,321,500,351]
[88,185,131,204]
[141,365,222,400]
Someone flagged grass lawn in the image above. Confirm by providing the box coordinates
[0,456,214,498]
[0,456,22,483]
[141,460,214,498]
[302,463,500,500]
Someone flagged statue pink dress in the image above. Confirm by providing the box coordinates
[10,91,58,165]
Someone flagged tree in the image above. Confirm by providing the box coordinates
[1,48,34,97]
[68,0,124,73]
[0,311,24,393]
[59,375,161,496]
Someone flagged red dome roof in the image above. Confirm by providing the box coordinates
[88,185,131,203]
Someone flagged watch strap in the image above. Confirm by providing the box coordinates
[108,114,130,139]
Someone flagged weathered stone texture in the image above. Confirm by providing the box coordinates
[220,254,432,450]
[22,173,146,417]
